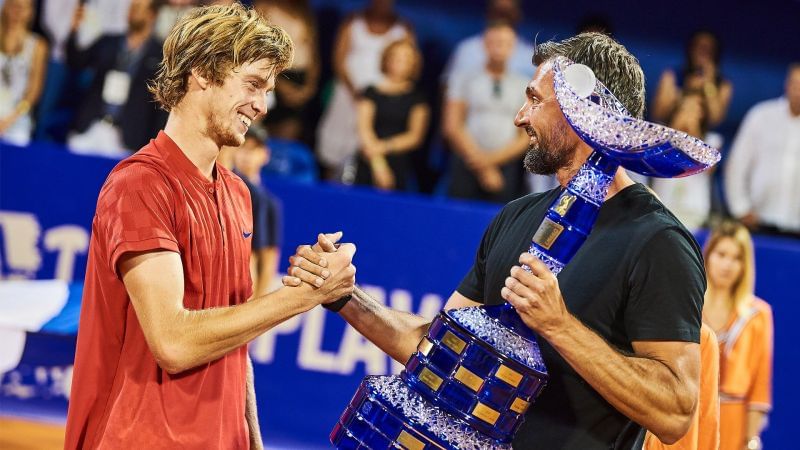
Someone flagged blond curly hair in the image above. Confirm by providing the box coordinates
[149,2,293,111]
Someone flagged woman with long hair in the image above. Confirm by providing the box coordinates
[702,221,773,450]
[0,0,48,145]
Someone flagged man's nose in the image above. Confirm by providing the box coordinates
[252,92,267,118]
[514,103,528,127]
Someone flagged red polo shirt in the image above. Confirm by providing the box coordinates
[65,131,254,449]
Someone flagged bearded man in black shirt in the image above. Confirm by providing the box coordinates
[286,32,704,450]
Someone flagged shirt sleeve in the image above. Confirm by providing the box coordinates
[441,39,470,85]
[725,105,762,218]
[624,227,705,343]
[446,71,467,102]
[746,302,773,411]
[456,210,504,303]
[362,86,378,102]
[96,165,179,275]
[411,89,427,107]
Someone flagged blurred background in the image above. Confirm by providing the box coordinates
[0,0,798,448]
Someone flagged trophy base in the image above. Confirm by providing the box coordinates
[331,375,510,450]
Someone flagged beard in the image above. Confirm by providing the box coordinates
[207,111,244,148]
[523,118,577,175]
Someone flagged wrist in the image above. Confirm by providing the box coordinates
[540,312,577,344]
[322,294,353,312]
[370,156,389,171]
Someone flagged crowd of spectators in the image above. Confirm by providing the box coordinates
[0,0,798,238]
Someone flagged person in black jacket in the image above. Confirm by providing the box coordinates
[66,0,167,154]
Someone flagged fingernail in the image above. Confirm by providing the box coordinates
[320,258,327,267]
[322,270,331,278]
[315,278,323,287]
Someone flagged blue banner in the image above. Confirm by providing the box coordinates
[1,143,798,447]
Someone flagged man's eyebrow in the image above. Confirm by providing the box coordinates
[245,75,269,88]
[526,85,539,98]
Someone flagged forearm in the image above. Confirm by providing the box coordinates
[164,287,313,372]
[488,133,529,166]
[746,409,768,439]
[20,44,47,114]
[724,144,754,217]
[385,130,424,153]
[246,356,263,449]
[545,316,696,442]
[446,128,482,159]
[339,286,430,363]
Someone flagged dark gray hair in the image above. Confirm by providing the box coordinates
[534,32,646,119]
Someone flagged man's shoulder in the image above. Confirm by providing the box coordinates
[493,188,560,226]
[453,34,484,53]
[101,145,170,196]
[746,97,786,120]
[608,184,701,255]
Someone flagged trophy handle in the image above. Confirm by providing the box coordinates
[527,149,618,275]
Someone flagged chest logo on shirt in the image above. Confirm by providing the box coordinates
[553,192,577,217]
[243,230,253,238]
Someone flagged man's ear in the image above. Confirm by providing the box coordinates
[189,68,211,90]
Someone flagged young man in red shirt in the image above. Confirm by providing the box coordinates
[65,4,356,449]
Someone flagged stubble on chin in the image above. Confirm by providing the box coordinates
[522,119,577,175]
[207,113,244,148]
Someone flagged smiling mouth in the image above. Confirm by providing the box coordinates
[237,113,252,131]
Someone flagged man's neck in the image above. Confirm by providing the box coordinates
[486,61,506,78]
[163,109,220,181]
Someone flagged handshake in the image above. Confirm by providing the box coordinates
[281,231,358,310]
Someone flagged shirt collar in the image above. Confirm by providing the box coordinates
[153,130,223,188]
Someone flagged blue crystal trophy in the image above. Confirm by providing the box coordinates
[331,56,721,449]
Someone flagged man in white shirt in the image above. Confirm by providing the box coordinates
[443,21,529,203]
[725,63,800,236]
[441,0,535,85]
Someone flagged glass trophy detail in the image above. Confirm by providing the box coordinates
[330,56,721,449]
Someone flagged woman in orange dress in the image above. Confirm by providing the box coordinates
[702,221,773,450]
[643,323,720,450]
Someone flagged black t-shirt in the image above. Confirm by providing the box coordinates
[457,183,705,450]
[355,86,426,189]
[362,85,426,140]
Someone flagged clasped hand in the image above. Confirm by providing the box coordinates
[501,252,572,338]
[282,232,356,306]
